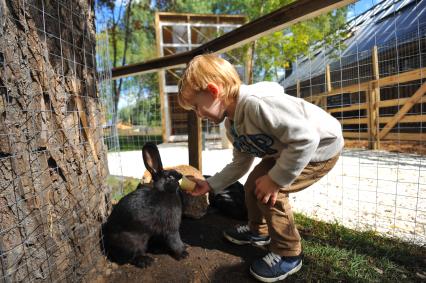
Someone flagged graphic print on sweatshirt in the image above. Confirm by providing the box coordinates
[230,122,278,157]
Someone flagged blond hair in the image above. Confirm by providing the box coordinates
[177,54,241,110]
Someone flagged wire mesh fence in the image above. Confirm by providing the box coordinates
[104,0,425,245]
[1,0,111,281]
[281,0,425,244]
[0,0,425,282]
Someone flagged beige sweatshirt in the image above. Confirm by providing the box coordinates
[206,82,344,194]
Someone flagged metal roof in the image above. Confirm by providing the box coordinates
[280,0,426,89]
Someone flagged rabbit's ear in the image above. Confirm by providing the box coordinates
[142,142,163,178]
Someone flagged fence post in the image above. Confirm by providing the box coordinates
[368,45,381,150]
[324,64,332,110]
[155,13,168,142]
[188,111,202,171]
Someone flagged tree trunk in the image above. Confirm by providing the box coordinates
[0,0,110,282]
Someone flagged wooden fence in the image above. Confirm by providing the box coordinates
[303,46,425,150]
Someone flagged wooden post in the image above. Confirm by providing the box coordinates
[246,42,254,84]
[244,16,253,85]
[369,45,381,149]
[324,64,332,110]
[326,64,332,92]
[188,111,202,171]
[155,13,168,142]
[366,86,375,149]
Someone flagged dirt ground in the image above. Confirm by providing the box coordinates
[344,139,426,155]
[101,210,271,283]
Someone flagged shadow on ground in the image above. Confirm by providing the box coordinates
[102,210,425,283]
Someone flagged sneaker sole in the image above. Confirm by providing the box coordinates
[223,231,271,246]
[249,260,302,282]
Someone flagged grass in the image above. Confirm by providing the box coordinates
[105,135,162,151]
[106,175,426,282]
[294,214,426,282]
[106,175,140,202]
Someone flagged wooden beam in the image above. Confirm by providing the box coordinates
[158,11,247,20]
[367,87,380,149]
[304,67,426,100]
[326,64,332,92]
[379,81,426,140]
[327,103,368,113]
[246,43,254,84]
[111,0,355,79]
[163,25,187,44]
[378,96,426,108]
[372,46,380,81]
[341,117,369,125]
[343,132,369,139]
[381,133,426,141]
[378,67,426,87]
[188,111,202,171]
[379,114,426,124]
[315,81,369,98]
[326,97,426,113]
[343,132,426,141]
[155,13,168,143]
[368,45,380,150]
[322,64,332,110]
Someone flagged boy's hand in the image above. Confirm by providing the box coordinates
[255,175,280,207]
[186,177,211,196]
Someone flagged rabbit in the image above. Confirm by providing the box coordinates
[101,142,188,268]
[142,164,204,184]
[204,175,248,221]
[142,164,210,219]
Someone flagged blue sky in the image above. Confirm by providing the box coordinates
[349,0,378,19]
[97,0,380,27]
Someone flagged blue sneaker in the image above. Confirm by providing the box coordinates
[223,224,271,246]
[250,252,302,282]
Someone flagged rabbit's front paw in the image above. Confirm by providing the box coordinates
[173,250,189,260]
[132,255,154,268]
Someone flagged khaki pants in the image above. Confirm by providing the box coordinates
[244,153,340,256]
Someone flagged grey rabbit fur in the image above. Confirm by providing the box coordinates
[101,142,188,268]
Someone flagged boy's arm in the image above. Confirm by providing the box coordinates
[206,119,254,193]
[206,148,254,194]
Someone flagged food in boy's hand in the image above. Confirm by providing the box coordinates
[179,175,196,191]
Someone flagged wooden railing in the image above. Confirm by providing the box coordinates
[304,46,426,149]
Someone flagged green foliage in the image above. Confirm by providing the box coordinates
[99,0,350,117]
[211,0,348,80]
[106,135,163,151]
[107,175,140,202]
[119,94,161,126]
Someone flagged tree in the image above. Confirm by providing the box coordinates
[0,0,109,281]
[211,0,348,81]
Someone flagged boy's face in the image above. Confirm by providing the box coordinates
[191,84,227,124]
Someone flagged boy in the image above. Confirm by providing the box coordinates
[178,54,343,282]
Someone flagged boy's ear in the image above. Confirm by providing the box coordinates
[207,82,220,99]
